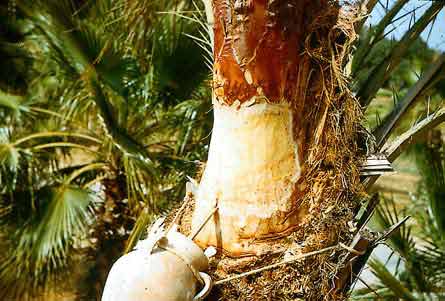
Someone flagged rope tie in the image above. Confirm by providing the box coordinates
[158,242,205,286]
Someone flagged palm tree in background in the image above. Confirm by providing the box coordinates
[353,133,445,300]
[0,0,444,300]
[0,0,212,299]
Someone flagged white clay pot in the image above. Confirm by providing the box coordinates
[102,231,212,301]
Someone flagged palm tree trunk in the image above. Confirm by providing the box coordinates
[192,0,347,254]
[190,1,364,298]
[82,176,131,300]
[192,101,305,256]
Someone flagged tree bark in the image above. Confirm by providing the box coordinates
[191,0,341,256]
[190,1,364,298]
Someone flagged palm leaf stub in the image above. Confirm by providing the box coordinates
[364,108,445,190]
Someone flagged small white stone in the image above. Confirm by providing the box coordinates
[204,246,217,258]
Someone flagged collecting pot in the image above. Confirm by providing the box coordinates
[101,231,212,301]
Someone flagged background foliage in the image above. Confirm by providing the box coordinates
[0,0,444,299]
[0,0,212,299]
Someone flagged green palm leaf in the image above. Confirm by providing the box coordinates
[0,142,21,191]
[17,0,150,160]
[357,2,444,107]
[368,258,417,301]
[373,54,445,148]
[414,141,445,243]
[0,90,28,112]
[0,184,95,299]
[353,0,409,76]
[373,197,414,258]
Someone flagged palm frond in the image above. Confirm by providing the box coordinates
[0,89,28,112]
[351,285,394,300]
[88,77,150,160]
[124,207,154,253]
[368,258,417,301]
[0,139,21,191]
[12,131,101,146]
[117,0,158,54]
[383,108,445,162]
[373,197,414,258]
[17,0,150,161]
[373,54,445,148]
[413,140,445,242]
[0,183,95,299]
[353,0,409,76]
[357,2,444,108]
[151,12,210,103]
[365,108,445,190]
[122,153,162,211]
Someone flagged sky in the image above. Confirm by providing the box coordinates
[367,0,445,51]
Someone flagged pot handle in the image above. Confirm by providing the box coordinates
[194,272,213,300]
